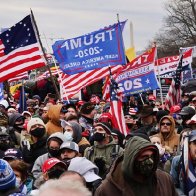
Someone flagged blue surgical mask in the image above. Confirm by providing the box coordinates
[64,131,73,141]
[15,177,21,188]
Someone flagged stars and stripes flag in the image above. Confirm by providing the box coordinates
[164,53,184,110]
[0,15,46,82]
[60,65,123,100]
[8,71,29,83]
[182,134,196,195]
[110,74,128,136]
[36,67,62,81]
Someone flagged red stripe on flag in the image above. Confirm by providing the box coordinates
[60,65,123,100]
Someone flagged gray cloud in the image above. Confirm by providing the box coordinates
[0,0,167,51]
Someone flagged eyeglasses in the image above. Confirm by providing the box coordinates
[161,122,172,126]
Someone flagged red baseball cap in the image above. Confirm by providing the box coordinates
[170,105,181,114]
[148,95,156,101]
[42,158,67,173]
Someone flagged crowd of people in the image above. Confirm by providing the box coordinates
[0,90,196,196]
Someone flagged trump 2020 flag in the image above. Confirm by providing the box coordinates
[116,47,159,96]
[0,15,46,82]
[0,83,4,100]
[52,21,127,75]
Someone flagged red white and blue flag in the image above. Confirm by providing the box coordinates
[182,134,196,195]
[164,50,192,110]
[60,65,123,100]
[0,15,46,82]
[110,76,128,136]
[8,71,29,83]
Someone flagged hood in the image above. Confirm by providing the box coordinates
[121,136,159,181]
[47,104,62,124]
[69,122,82,143]
[158,115,176,139]
[9,113,24,127]
[94,137,116,149]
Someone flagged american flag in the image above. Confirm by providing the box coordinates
[8,71,29,83]
[36,67,62,81]
[110,77,128,136]
[182,134,196,195]
[60,65,123,100]
[0,15,46,82]
[164,54,183,110]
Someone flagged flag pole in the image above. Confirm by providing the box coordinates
[116,13,127,65]
[30,9,60,100]
[154,42,164,109]
[42,32,70,103]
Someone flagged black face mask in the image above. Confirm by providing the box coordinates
[48,148,60,158]
[93,132,106,142]
[61,158,71,167]
[14,123,24,133]
[30,127,45,138]
[48,169,65,179]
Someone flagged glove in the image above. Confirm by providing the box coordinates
[21,139,31,151]
[94,157,107,174]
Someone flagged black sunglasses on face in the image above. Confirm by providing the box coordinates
[161,122,172,126]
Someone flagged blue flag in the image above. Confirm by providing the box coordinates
[116,47,159,96]
[52,21,127,75]
[0,83,4,100]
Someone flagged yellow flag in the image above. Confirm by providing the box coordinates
[126,47,136,62]
[10,83,22,95]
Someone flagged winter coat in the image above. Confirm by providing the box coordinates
[95,136,178,196]
[68,121,90,155]
[8,113,23,146]
[84,137,123,177]
[155,116,180,154]
[32,153,50,178]
[78,137,90,156]
[22,137,48,166]
[45,104,63,136]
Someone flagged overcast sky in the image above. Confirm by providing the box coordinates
[0,0,167,52]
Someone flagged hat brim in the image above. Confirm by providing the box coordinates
[83,171,101,182]
[190,135,196,142]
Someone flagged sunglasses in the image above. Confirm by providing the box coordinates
[161,122,172,126]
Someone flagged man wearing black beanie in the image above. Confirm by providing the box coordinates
[84,122,123,178]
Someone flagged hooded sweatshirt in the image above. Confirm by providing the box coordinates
[45,104,63,136]
[68,122,90,155]
[155,115,179,154]
[95,136,178,196]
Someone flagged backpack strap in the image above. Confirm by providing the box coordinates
[110,144,120,163]
[86,146,94,160]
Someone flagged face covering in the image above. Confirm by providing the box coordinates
[135,156,154,176]
[30,127,45,138]
[15,177,21,188]
[93,132,106,142]
[14,123,24,132]
[64,132,73,141]
[48,148,60,158]
[48,169,65,179]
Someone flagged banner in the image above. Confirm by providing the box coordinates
[52,21,127,75]
[155,49,193,83]
[116,47,159,96]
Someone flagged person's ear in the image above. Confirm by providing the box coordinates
[43,172,49,181]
